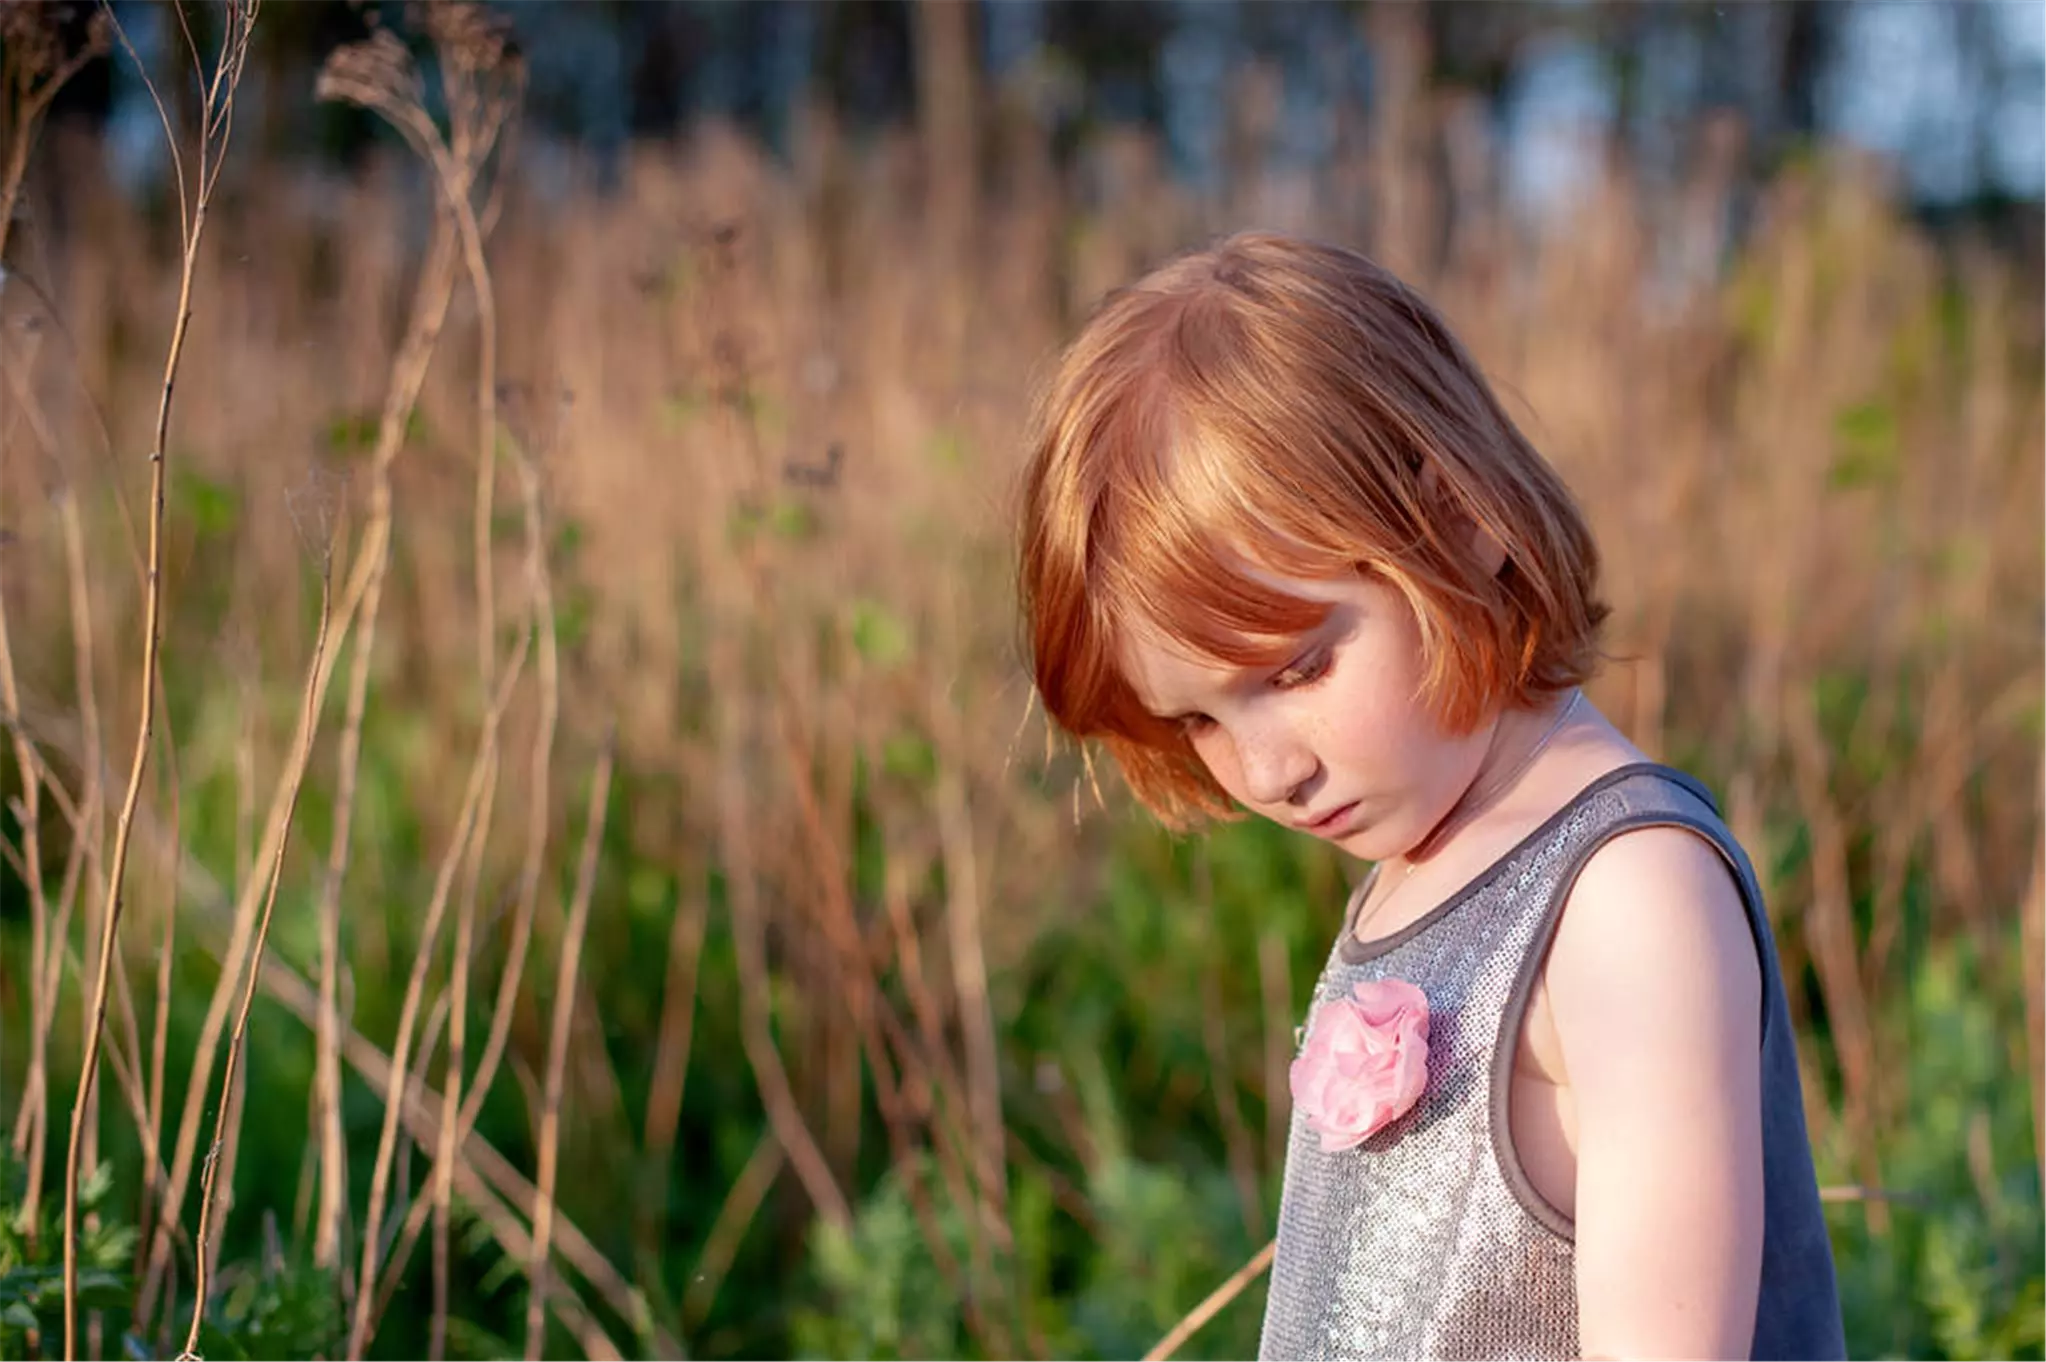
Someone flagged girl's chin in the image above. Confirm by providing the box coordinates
[1328,820,1398,862]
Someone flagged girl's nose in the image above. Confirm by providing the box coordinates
[1235,722,1318,807]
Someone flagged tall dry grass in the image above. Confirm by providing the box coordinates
[0,3,2039,1356]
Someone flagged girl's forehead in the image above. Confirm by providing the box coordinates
[1113,619,1241,715]
[1110,570,1350,712]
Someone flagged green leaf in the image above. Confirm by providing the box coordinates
[768,498,817,541]
[850,599,910,668]
[79,1160,114,1208]
[1829,401,1899,489]
[881,732,936,787]
[173,469,241,537]
[324,407,427,454]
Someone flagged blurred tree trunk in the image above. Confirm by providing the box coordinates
[1777,0,1834,139]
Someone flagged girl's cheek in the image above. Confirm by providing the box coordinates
[1193,732,1241,790]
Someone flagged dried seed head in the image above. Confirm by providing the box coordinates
[315,28,423,112]
[411,0,519,77]
[1,0,107,84]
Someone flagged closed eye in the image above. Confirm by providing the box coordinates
[1272,647,1332,690]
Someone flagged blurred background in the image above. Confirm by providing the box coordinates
[0,1,2040,1358]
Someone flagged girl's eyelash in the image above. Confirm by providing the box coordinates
[1173,647,1330,735]
[1273,648,1332,689]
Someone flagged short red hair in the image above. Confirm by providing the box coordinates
[1017,232,1608,827]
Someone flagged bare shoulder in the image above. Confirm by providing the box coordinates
[1541,824,1770,1356]
[1545,822,1763,1077]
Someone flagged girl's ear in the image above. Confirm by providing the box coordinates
[1417,459,1510,578]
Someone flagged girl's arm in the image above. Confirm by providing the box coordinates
[1546,825,1767,1361]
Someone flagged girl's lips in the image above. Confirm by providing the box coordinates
[1298,801,1359,835]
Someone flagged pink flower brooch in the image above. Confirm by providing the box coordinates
[1289,978,1431,1152]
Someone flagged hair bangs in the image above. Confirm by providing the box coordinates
[1017,232,1610,826]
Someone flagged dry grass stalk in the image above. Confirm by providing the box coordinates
[775,711,993,1346]
[455,404,560,1144]
[691,230,856,1244]
[2024,823,2044,1185]
[141,746,183,1278]
[427,34,523,1345]
[305,11,524,1296]
[636,863,708,1272]
[62,3,256,1353]
[300,205,462,1282]
[933,709,1009,1231]
[0,2,111,263]
[246,941,676,1356]
[4,382,152,1349]
[344,635,532,1360]
[680,1128,785,1330]
[715,675,853,1224]
[525,737,615,1361]
[334,394,561,1350]
[176,554,331,1359]
[370,404,561,1351]
[448,1176,625,1362]
[430,768,496,1362]
[0,126,94,1358]
[359,645,529,1341]
[0,437,56,1246]
[1143,1238,1277,1362]
[1785,692,1886,1231]
[58,476,110,1347]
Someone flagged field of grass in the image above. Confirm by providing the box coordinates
[0,6,2041,1359]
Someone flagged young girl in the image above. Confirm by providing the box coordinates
[1017,233,1845,1360]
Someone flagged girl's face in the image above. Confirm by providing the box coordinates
[1118,568,1501,862]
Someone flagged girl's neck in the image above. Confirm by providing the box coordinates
[1405,689,1583,869]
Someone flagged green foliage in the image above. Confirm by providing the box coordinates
[0,1155,132,1357]
[1067,1155,1260,1359]
[792,1153,1260,1362]
[324,408,429,454]
[1825,932,2044,1360]
[849,598,912,669]
[1830,400,1901,489]
[181,1258,343,1362]
[1,1148,341,1361]
[793,1160,979,1359]
[171,469,242,538]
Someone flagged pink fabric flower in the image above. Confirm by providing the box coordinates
[1289,978,1431,1152]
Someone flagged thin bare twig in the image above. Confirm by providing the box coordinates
[65,6,257,1354]
[680,1128,785,1330]
[345,646,531,1360]
[2022,821,2044,1188]
[1143,1239,1277,1362]
[0,465,52,1243]
[179,558,331,1359]
[527,736,616,1361]
[637,867,708,1268]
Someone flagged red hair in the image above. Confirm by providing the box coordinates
[1018,232,1608,827]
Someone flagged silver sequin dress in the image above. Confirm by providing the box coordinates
[1258,764,1845,1361]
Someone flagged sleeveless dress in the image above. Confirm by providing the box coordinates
[1257,764,1846,1361]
